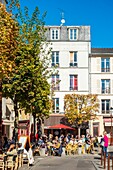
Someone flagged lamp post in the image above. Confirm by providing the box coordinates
[110,107,113,146]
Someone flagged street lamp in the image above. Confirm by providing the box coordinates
[110,107,113,146]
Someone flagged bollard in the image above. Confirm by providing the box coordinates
[112,156,113,170]
[108,154,110,170]
[104,152,106,169]
[101,149,103,166]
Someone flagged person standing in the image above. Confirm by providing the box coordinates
[103,131,108,157]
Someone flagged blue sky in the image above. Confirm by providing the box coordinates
[20,0,113,48]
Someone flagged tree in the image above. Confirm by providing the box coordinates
[2,0,55,141]
[64,94,99,137]
[0,2,19,145]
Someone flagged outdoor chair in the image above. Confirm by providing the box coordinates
[72,144,78,155]
[5,155,15,170]
[65,143,73,155]
[0,154,4,170]
[23,153,29,167]
[18,150,24,168]
[81,144,86,154]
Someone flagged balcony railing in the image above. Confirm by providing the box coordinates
[102,110,110,114]
[51,63,59,67]
[101,87,110,94]
[69,86,78,91]
[101,68,110,72]
[53,109,59,113]
[69,63,77,67]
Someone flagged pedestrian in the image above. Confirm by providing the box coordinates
[103,131,108,157]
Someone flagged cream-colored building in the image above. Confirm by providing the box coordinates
[89,48,113,135]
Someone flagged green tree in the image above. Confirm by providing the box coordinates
[64,94,99,137]
[2,0,55,141]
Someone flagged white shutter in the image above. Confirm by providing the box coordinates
[96,58,101,72]
[97,79,100,94]
[112,80,113,94]
[111,58,113,72]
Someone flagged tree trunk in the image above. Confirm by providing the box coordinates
[41,119,44,136]
[78,127,81,138]
[14,95,18,143]
[33,113,36,142]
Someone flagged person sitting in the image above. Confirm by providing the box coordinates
[7,144,17,155]
[52,137,62,156]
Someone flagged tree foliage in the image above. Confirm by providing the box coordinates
[2,1,54,119]
[0,3,19,79]
[64,94,99,127]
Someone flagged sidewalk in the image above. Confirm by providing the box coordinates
[19,146,113,170]
[92,146,113,170]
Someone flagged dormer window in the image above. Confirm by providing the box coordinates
[51,29,59,40]
[69,28,77,40]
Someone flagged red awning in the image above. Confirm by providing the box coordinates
[48,124,75,130]
[104,118,113,122]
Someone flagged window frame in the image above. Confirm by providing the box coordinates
[69,51,77,67]
[51,74,60,91]
[52,98,59,113]
[101,99,110,114]
[101,58,110,72]
[51,29,59,40]
[69,75,78,91]
[51,51,59,67]
[101,79,110,94]
[69,28,77,40]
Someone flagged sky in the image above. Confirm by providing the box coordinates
[20,0,113,48]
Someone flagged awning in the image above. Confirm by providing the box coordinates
[48,124,75,130]
[104,118,113,122]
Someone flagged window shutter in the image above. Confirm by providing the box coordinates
[70,52,73,62]
[111,58,113,72]
[112,80,113,94]
[97,80,100,94]
[97,58,100,72]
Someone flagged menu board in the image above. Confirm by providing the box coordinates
[19,136,28,149]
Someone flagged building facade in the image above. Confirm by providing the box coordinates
[89,48,113,136]
[44,25,91,136]
[44,26,113,137]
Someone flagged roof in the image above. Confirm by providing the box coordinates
[91,48,113,54]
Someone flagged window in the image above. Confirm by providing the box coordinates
[101,99,110,114]
[51,52,59,66]
[52,98,59,113]
[51,29,59,40]
[70,75,78,90]
[69,29,77,40]
[101,79,110,93]
[51,75,60,90]
[69,52,77,67]
[101,58,110,72]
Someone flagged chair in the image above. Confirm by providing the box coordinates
[23,153,29,167]
[0,154,4,170]
[5,155,15,170]
[72,144,78,155]
[65,144,73,155]
[81,144,86,154]
[18,150,24,168]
